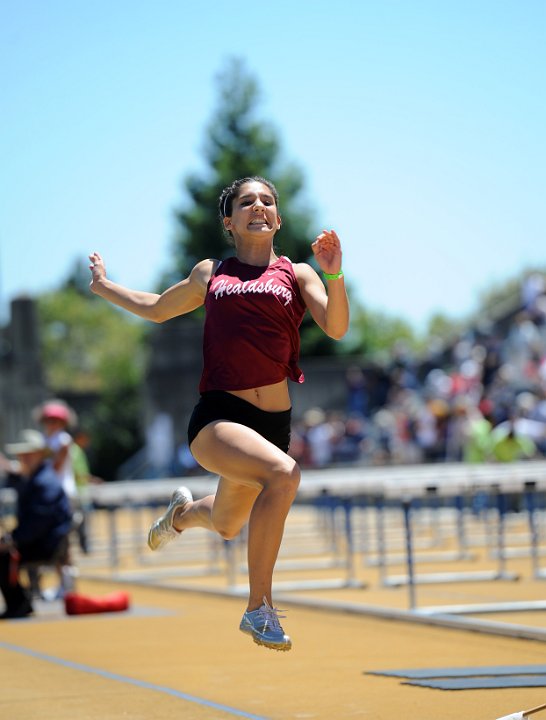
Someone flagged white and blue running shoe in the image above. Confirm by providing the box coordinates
[240,597,292,651]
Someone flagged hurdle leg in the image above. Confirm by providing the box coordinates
[106,506,119,569]
[424,486,442,548]
[524,480,546,580]
[454,494,467,558]
[342,498,364,587]
[131,503,144,564]
[492,486,519,581]
[402,498,416,610]
[374,495,388,586]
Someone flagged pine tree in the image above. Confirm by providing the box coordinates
[168,58,315,282]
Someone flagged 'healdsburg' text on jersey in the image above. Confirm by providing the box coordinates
[199,256,306,392]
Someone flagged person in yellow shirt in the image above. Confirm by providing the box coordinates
[490,422,536,462]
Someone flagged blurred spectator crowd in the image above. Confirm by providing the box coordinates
[290,273,546,469]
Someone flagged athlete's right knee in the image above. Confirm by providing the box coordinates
[211,515,246,541]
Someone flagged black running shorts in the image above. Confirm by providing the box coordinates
[188,391,291,453]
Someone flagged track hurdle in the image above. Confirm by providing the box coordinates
[82,461,546,604]
[381,483,519,604]
[261,493,366,591]
[524,480,546,580]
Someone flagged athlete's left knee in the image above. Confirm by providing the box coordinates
[269,457,300,499]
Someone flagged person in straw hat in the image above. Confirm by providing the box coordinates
[0,430,72,619]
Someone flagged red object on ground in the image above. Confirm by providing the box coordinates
[64,591,130,615]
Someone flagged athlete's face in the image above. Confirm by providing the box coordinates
[224,181,281,239]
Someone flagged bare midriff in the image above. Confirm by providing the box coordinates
[227,379,291,412]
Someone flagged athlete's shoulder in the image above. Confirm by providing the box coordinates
[194,258,220,271]
[291,260,318,281]
[192,258,221,282]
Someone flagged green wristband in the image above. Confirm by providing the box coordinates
[323,269,344,280]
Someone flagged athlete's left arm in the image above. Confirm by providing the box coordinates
[295,230,349,340]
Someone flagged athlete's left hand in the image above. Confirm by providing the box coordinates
[311,230,342,275]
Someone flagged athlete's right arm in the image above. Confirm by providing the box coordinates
[88,251,214,322]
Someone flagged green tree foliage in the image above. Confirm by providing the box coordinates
[38,282,144,393]
[350,305,416,361]
[423,269,540,347]
[84,376,144,481]
[37,261,146,479]
[426,312,465,345]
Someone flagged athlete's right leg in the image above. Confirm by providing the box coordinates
[149,453,262,550]
[172,480,260,536]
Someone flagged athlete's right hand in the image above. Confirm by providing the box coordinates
[88,251,106,293]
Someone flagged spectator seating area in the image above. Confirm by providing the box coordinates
[291,275,546,469]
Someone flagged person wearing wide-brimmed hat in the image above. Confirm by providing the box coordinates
[0,430,72,619]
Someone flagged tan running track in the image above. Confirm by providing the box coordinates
[2,579,546,720]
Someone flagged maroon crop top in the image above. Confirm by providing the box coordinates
[199,256,307,392]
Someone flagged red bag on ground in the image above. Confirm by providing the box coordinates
[64,590,130,615]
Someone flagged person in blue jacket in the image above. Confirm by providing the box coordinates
[0,429,72,619]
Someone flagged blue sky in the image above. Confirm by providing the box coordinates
[1,0,545,331]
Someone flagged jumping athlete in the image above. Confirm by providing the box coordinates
[89,177,349,650]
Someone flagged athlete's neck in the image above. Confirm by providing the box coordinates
[234,242,278,267]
